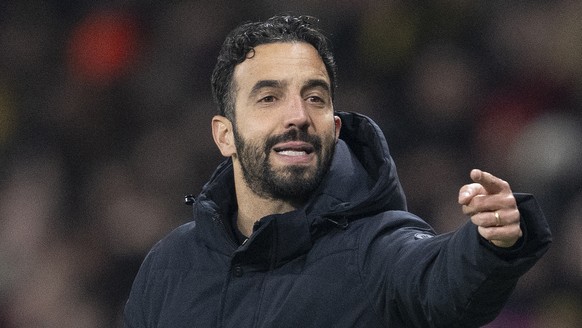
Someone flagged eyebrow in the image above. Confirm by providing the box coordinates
[249,80,286,99]
[301,79,330,94]
[248,78,331,99]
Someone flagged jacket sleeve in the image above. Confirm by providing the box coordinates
[123,242,160,328]
[359,193,552,328]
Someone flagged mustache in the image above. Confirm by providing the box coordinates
[264,129,322,154]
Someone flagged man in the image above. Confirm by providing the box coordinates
[124,15,551,327]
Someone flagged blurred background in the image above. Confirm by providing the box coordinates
[0,0,580,327]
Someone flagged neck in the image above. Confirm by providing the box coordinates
[233,168,299,237]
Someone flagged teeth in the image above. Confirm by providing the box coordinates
[278,150,306,156]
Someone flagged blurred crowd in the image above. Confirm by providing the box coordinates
[0,0,580,327]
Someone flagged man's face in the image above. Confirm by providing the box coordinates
[230,42,341,201]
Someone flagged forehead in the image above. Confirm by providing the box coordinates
[232,42,330,89]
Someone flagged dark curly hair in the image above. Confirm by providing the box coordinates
[211,15,337,120]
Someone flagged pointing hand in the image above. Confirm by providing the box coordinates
[458,169,522,248]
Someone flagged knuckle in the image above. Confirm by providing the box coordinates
[479,228,494,240]
[501,194,517,207]
[499,225,521,241]
[508,210,521,223]
[510,224,522,236]
[470,216,481,226]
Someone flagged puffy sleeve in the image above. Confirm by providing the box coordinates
[358,193,551,327]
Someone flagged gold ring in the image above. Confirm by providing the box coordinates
[494,211,501,226]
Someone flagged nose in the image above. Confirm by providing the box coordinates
[284,96,310,130]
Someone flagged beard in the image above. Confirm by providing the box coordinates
[233,125,336,203]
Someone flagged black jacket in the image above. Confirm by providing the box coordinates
[124,112,551,327]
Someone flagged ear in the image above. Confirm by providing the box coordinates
[333,115,342,142]
[212,115,236,157]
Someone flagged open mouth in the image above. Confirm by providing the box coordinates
[277,150,309,156]
[273,141,315,159]
[272,142,315,157]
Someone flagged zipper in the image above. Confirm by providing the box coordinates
[211,213,239,249]
[212,211,239,328]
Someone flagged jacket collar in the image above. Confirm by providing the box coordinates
[191,111,407,266]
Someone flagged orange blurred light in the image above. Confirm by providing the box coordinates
[67,9,140,85]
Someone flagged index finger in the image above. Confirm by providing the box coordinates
[470,169,509,195]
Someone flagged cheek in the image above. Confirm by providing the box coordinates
[235,113,270,137]
[235,128,268,158]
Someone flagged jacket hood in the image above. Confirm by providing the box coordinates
[305,111,407,223]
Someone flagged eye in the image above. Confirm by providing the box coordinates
[259,95,276,103]
[306,95,325,104]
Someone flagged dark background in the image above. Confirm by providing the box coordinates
[0,1,580,326]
